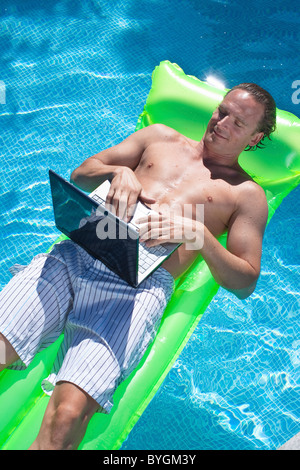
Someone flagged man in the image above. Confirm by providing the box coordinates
[0,83,276,449]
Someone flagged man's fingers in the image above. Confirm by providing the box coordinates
[139,190,156,205]
[106,189,131,221]
[138,216,165,243]
[105,187,119,215]
[106,186,151,222]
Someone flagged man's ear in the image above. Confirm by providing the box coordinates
[249,131,264,147]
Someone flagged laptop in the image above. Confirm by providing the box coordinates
[49,170,180,287]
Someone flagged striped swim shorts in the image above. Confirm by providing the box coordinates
[0,240,174,413]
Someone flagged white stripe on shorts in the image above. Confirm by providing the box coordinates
[0,240,174,413]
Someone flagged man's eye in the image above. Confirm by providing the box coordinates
[235,121,242,127]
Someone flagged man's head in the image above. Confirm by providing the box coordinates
[225,83,277,151]
[203,83,277,159]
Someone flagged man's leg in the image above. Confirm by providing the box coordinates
[0,246,76,373]
[29,381,100,450]
[27,264,174,450]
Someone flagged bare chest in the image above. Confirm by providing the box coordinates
[135,142,238,236]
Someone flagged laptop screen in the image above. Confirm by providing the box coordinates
[49,170,139,286]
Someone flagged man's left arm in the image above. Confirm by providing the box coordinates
[137,182,268,300]
[200,183,268,299]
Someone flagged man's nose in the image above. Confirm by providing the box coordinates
[218,114,230,127]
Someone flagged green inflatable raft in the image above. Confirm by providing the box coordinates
[0,61,299,450]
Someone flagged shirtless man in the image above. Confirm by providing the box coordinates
[72,83,274,295]
[0,83,276,450]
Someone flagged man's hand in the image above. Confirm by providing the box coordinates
[106,167,156,222]
[137,211,204,250]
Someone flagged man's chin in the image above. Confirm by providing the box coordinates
[204,133,222,148]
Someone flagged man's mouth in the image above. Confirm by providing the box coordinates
[213,128,227,140]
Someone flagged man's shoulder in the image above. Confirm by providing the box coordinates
[129,124,185,154]
[239,179,266,196]
[236,180,268,215]
[141,123,182,141]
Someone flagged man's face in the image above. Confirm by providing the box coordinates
[203,89,265,158]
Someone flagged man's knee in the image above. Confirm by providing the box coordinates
[51,402,87,447]
[32,382,99,450]
[53,398,94,432]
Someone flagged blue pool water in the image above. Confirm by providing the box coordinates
[0,0,299,450]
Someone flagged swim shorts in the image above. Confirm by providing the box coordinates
[0,240,174,413]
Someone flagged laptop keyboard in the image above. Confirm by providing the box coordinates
[138,243,167,274]
[91,193,105,204]
[91,191,168,275]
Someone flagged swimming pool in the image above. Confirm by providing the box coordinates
[0,0,299,450]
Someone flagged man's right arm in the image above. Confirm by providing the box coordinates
[70,125,164,220]
[70,127,149,192]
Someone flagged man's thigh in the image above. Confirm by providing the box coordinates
[0,253,73,368]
